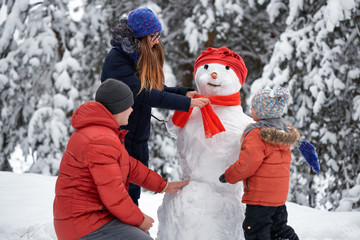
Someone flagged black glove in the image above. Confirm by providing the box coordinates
[219,174,227,183]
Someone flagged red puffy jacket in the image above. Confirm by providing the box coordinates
[225,125,299,207]
[53,101,167,240]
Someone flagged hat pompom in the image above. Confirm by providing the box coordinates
[273,87,290,101]
[111,18,139,54]
[298,140,320,173]
[251,87,290,119]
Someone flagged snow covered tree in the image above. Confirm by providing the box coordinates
[0,0,174,175]
[249,0,360,210]
[158,0,197,87]
[215,0,289,111]
[0,0,85,174]
[163,0,249,87]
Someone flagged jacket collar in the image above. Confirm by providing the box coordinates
[260,125,300,146]
[114,43,140,63]
[243,118,300,147]
[244,118,289,135]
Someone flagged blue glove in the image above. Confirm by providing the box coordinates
[298,140,320,173]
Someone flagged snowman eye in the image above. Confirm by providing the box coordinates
[204,64,209,70]
[225,66,230,70]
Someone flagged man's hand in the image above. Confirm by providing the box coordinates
[139,213,154,232]
[164,181,190,193]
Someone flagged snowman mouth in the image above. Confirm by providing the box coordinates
[207,83,221,87]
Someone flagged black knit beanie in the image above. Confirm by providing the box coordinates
[95,79,134,114]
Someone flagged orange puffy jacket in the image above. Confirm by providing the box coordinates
[225,125,299,207]
[53,101,167,240]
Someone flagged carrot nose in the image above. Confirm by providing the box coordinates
[211,72,217,79]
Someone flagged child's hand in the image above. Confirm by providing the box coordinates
[164,181,190,193]
[219,174,227,183]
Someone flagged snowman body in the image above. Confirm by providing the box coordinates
[157,63,253,240]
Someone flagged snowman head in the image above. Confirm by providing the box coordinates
[193,47,247,97]
[195,63,240,96]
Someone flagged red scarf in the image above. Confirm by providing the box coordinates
[172,92,241,138]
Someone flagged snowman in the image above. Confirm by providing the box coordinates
[157,47,254,240]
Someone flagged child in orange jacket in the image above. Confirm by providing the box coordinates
[219,87,300,240]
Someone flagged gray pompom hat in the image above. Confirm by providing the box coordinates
[95,79,134,114]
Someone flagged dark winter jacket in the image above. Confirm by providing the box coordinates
[225,121,300,207]
[101,40,192,149]
[53,101,167,240]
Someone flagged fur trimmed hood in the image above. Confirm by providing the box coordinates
[260,124,300,146]
[110,18,140,54]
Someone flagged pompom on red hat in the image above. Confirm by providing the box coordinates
[194,46,248,85]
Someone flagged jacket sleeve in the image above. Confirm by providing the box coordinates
[136,88,191,112]
[164,85,194,95]
[86,141,144,227]
[225,129,266,184]
[101,50,191,112]
[128,156,167,193]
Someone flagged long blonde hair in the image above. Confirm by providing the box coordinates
[137,37,164,93]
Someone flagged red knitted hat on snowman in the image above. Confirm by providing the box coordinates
[194,46,248,85]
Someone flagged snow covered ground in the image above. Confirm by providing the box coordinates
[0,171,359,240]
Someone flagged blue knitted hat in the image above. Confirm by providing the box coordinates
[251,87,290,119]
[127,8,162,38]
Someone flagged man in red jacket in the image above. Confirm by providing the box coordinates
[53,79,188,240]
[219,87,300,240]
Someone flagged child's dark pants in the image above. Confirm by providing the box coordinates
[243,204,299,240]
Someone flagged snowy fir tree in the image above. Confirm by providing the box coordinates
[1,0,359,211]
[0,0,89,174]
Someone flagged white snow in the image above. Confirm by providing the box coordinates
[266,0,288,23]
[68,0,84,22]
[0,0,29,53]
[286,0,304,25]
[337,174,360,212]
[164,62,176,87]
[324,0,356,32]
[1,171,360,240]
[352,96,360,121]
[348,68,360,80]
[183,16,208,54]
[0,2,7,25]
[319,128,338,144]
[0,73,8,92]
[313,90,326,115]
